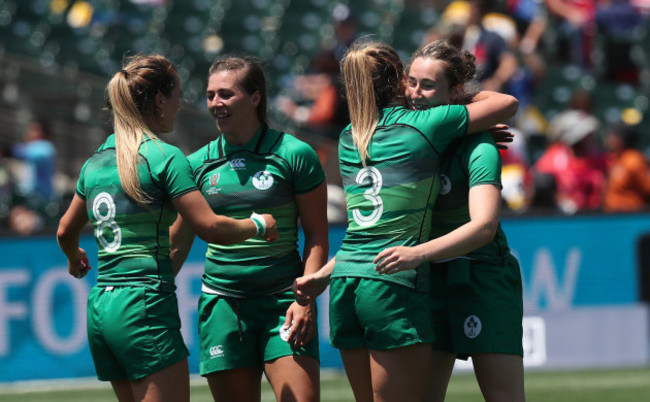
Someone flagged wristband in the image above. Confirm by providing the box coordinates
[250,212,267,237]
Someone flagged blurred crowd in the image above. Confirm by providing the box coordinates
[273,0,650,223]
[0,118,64,235]
[1,0,650,235]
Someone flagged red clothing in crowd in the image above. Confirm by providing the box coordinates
[534,143,607,213]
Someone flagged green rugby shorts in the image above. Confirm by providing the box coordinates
[329,277,433,350]
[87,285,188,381]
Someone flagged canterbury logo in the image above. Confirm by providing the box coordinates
[230,159,246,168]
[209,345,224,357]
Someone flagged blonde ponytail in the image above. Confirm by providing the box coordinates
[106,55,176,205]
[341,40,404,165]
[107,74,150,205]
[342,49,378,165]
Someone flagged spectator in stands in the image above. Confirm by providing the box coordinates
[545,0,597,69]
[436,0,519,93]
[0,142,16,229]
[479,10,546,112]
[276,50,348,144]
[603,123,650,212]
[567,88,595,114]
[57,54,277,402]
[6,119,57,235]
[12,118,57,210]
[422,0,520,96]
[506,0,548,55]
[595,0,645,82]
[533,109,607,214]
[275,50,348,219]
[330,4,359,62]
[500,127,536,212]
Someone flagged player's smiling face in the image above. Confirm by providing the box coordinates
[406,57,454,110]
[206,69,260,136]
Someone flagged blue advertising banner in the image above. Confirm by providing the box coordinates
[1,213,648,381]
[503,213,646,310]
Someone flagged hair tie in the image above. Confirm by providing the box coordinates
[121,69,129,77]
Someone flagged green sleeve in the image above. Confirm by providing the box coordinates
[419,104,469,153]
[465,133,502,188]
[150,143,198,199]
[75,159,90,200]
[284,137,326,194]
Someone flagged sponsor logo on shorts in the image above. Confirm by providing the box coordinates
[252,170,274,190]
[209,345,224,358]
[230,158,246,169]
[439,174,451,195]
[464,315,482,339]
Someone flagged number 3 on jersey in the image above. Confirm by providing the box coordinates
[352,166,383,226]
[92,192,122,252]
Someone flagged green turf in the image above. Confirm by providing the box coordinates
[1,367,648,401]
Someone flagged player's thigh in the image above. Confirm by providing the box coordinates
[339,347,373,402]
[110,379,135,402]
[472,353,525,402]
[131,358,189,402]
[264,355,320,402]
[206,366,264,402]
[425,350,456,402]
[369,343,432,402]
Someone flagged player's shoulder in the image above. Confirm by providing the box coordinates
[93,133,116,152]
[268,129,317,157]
[141,138,184,161]
[464,131,497,148]
[461,132,500,164]
[187,141,213,163]
[136,140,189,181]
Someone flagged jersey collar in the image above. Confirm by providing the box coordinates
[218,124,268,157]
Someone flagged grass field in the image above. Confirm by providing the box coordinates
[1,367,649,402]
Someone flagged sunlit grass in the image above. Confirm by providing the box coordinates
[1,367,649,402]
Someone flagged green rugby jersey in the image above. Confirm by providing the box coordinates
[188,126,325,297]
[334,105,469,290]
[430,132,513,265]
[76,134,198,289]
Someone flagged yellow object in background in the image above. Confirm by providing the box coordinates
[49,0,70,15]
[67,1,94,29]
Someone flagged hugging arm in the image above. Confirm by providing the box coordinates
[375,184,501,274]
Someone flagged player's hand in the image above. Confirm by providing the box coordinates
[488,124,513,150]
[292,272,329,306]
[282,302,316,347]
[374,246,422,274]
[261,214,278,241]
[68,248,91,279]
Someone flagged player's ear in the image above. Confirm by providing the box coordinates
[155,92,166,113]
[450,83,463,104]
[251,90,261,107]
